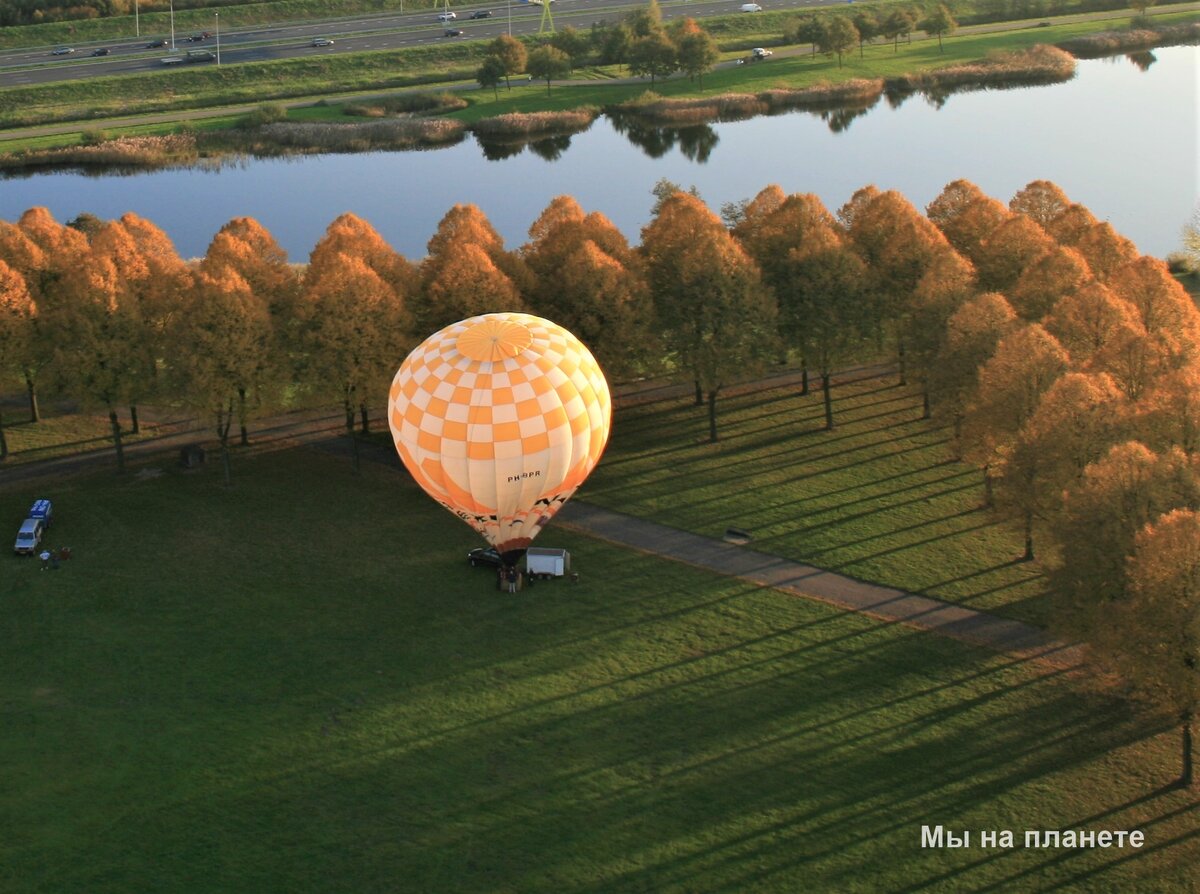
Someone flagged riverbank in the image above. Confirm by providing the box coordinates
[0,11,1196,173]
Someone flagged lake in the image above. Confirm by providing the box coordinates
[1,45,1196,261]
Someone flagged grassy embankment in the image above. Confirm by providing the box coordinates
[1,432,1198,892]
[0,7,1197,161]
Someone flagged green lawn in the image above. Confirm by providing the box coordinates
[1,445,1196,892]
[584,373,1054,626]
[0,410,172,465]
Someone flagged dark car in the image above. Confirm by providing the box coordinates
[146,39,168,48]
[91,47,110,56]
[469,9,493,18]
[468,547,502,568]
[444,28,464,37]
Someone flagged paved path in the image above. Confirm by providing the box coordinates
[556,501,1083,668]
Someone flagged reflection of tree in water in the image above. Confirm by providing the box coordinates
[477,139,526,161]
[676,125,719,162]
[607,112,674,158]
[1126,50,1156,71]
[529,135,572,161]
[884,85,914,110]
[817,105,872,133]
[607,110,719,161]
[921,89,951,111]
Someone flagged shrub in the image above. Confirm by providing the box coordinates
[79,127,109,145]
[345,92,468,117]
[239,103,288,129]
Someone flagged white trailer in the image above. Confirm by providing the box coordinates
[525,548,570,579]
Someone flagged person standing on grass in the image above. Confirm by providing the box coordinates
[39,549,50,570]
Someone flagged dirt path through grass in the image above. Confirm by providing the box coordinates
[555,501,1081,667]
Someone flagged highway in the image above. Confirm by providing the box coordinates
[0,0,840,88]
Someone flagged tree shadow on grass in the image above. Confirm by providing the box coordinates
[373,631,1166,893]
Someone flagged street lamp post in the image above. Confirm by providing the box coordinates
[507,0,512,35]
[215,12,220,65]
[134,0,140,37]
[169,0,176,50]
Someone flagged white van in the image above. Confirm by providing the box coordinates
[14,518,44,555]
[741,3,763,10]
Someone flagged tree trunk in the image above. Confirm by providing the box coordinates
[898,339,907,386]
[694,379,703,406]
[1183,713,1195,789]
[800,358,809,396]
[707,388,720,443]
[1022,509,1034,561]
[217,400,234,487]
[129,404,140,435]
[983,463,993,508]
[344,395,360,474]
[359,403,370,435]
[108,408,126,473]
[237,386,249,446]
[25,372,39,423]
[822,372,834,431]
[922,390,931,420]
[0,406,7,462]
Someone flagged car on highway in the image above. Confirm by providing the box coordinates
[469,9,493,18]
[311,38,335,46]
[51,46,74,55]
[90,47,110,56]
[740,2,763,9]
[146,39,169,48]
[437,11,457,20]
[444,28,464,37]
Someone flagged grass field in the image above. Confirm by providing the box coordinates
[587,373,1057,627]
[1,437,1197,892]
[0,409,174,466]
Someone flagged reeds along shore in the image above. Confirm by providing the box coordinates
[469,108,601,138]
[884,44,1077,93]
[1056,20,1200,56]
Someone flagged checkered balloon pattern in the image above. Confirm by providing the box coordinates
[388,313,612,553]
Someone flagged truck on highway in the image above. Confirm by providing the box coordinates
[162,49,214,65]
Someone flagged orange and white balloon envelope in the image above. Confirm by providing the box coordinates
[388,313,612,554]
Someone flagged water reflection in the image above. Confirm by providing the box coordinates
[476,133,576,160]
[607,111,721,161]
[1126,50,1157,71]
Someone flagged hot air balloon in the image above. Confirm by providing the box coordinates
[388,312,611,562]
